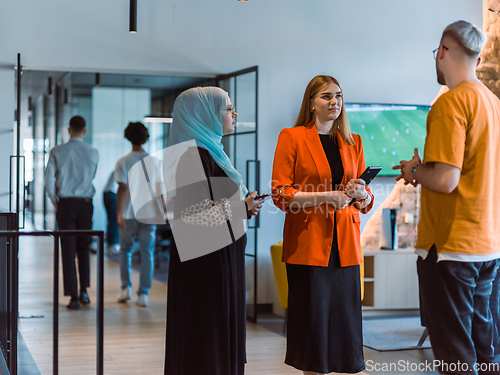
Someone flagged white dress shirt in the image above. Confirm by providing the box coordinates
[44,138,99,205]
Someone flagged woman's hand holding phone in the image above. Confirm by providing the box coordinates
[345,179,368,200]
[245,191,265,216]
[345,179,372,209]
[324,191,351,210]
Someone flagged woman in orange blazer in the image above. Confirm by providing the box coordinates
[272,75,374,375]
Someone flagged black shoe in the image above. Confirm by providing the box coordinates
[67,298,81,310]
[79,292,90,305]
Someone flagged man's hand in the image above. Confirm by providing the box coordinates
[393,148,421,187]
[117,213,126,229]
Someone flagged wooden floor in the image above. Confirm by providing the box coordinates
[17,230,437,375]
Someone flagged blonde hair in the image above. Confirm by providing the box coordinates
[442,20,487,57]
[294,75,354,145]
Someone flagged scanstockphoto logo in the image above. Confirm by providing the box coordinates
[365,360,500,373]
[127,140,247,262]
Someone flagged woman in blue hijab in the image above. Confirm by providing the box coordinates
[164,87,264,375]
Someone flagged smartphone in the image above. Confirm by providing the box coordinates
[255,193,270,199]
[358,166,382,186]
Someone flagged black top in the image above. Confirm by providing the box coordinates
[319,134,344,189]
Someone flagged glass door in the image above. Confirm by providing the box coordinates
[217,66,259,322]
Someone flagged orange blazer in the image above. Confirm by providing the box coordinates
[271,125,374,267]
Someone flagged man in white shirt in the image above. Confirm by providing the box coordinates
[115,122,163,307]
[44,116,99,310]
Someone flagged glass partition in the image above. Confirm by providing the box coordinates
[218,66,259,322]
[24,70,214,230]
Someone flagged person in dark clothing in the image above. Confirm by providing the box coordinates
[163,87,263,375]
[272,75,374,375]
[44,115,99,310]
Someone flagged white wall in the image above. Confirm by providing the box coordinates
[0,0,483,307]
[0,70,15,212]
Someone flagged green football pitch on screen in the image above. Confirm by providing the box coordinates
[346,104,430,176]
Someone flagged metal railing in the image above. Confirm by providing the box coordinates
[0,229,105,375]
[0,213,16,375]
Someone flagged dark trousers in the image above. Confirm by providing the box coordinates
[418,245,500,375]
[103,191,118,246]
[56,198,93,298]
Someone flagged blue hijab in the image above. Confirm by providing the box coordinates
[167,86,247,194]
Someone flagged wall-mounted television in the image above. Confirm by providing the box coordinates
[345,103,430,176]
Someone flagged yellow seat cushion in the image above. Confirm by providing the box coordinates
[270,241,288,309]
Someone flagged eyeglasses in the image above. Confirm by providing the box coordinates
[433,45,449,59]
[227,105,236,115]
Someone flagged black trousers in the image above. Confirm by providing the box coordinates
[103,191,118,246]
[56,198,93,298]
[418,245,500,375]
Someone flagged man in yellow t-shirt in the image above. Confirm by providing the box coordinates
[395,20,500,374]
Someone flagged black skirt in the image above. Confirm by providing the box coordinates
[285,222,365,374]
[164,235,247,375]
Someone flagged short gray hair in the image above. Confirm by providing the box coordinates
[442,20,487,56]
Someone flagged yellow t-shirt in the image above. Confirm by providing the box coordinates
[416,81,500,255]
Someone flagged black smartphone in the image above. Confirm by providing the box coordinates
[255,193,270,199]
[358,166,382,186]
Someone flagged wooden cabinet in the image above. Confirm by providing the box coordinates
[362,248,419,309]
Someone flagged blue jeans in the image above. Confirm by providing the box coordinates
[418,245,500,375]
[491,269,500,356]
[119,220,156,296]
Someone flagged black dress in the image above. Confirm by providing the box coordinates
[164,147,246,375]
[284,134,365,374]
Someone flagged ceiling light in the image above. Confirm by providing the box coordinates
[143,116,173,123]
[48,76,53,97]
[130,0,137,32]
